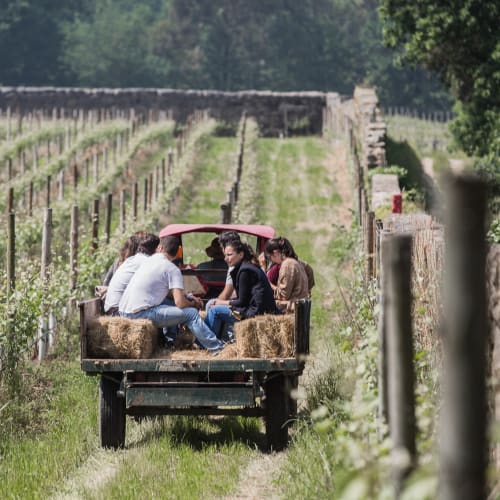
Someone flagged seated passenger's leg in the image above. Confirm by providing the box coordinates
[182,307,224,351]
[205,305,235,339]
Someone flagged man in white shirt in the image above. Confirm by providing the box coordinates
[119,235,224,353]
[104,233,160,315]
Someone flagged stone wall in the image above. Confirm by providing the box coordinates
[353,86,387,171]
[0,87,326,137]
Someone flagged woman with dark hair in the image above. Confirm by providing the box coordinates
[264,237,311,312]
[205,240,280,341]
[102,231,144,285]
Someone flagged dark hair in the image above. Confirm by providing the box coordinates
[137,232,160,255]
[225,240,257,264]
[160,235,180,257]
[219,230,241,248]
[264,237,298,260]
[117,230,150,265]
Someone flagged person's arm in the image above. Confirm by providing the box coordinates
[217,283,234,301]
[172,288,202,309]
[275,262,297,301]
[227,271,252,308]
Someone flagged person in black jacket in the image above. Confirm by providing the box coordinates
[205,239,280,341]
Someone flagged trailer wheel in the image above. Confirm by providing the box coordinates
[99,374,126,449]
[265,374,289,452]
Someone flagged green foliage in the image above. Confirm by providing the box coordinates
[62,0,168,86]
[0,270,44,396]
[488,218,500,244]
[0,0,92,85]
[385,136,425,192]
[474,138,500,214]
[368,165,408,179]
[213,121,237,137]
[379,0,500,156]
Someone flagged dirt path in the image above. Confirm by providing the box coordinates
[224,135,353,499]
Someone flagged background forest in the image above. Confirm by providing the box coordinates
[0,0,453,112]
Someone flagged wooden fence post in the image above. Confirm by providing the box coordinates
[161,158,166,194]
[105,193,112,244]
[220,203,231,224]
[70,205,78,291]
[383,233,416,496]
[27,182,33,216]
[120,190,126,233]
[46,175,51,208]
[133,182,138,221]
[7,187,14,213]
[148,173,153,209]
[377,228,391,427]
[38,208,52,361]
[7,210,15,295]
[91,199,99,254]
[365,211,375,280]
[439,174,488,500]
[168,148,173,176]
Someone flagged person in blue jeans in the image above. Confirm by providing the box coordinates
[205,239,281,339]
[119,235,224,354]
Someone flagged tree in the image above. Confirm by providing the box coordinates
[62,0,168,87]
[378,0,500,156]
[0,0,92,85]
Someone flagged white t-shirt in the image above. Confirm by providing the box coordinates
[226,266,234,285]
[104,253,150,312]
[119,253,184,314]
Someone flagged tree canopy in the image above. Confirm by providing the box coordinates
[0,0,453,112]
[379,0,500,156]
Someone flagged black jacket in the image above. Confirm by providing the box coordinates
[229,262,281,319]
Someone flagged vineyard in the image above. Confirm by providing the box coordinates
[0,95,496,499]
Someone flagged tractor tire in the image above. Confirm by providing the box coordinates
[265,374,289,452]
[99,374,126,449]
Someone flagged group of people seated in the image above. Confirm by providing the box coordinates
[100,230,314,356]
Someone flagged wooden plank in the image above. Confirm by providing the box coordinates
[82,358,304,373]
[126,386,256,408]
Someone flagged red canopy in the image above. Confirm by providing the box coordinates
[159,223,275,239]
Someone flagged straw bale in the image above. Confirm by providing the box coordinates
[87,316,159,359]
[233,314,295,358]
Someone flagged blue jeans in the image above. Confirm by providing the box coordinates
[205,305,236,341]
[121,305,223,351]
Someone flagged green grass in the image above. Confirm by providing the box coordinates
[0,360,99,499]
[385,115,452,155]
[82,417,258,499]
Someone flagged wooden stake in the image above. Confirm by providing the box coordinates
[105,193,112,244]
[91,199,99,254]
[70,205,78,290]
[120,190,126,233]
[7,211,15,295]
[383,233,416,496]
[439,174,488,500]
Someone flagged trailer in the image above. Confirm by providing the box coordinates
[79,224,311,451]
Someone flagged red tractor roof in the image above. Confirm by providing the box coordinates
[159,223,275,239]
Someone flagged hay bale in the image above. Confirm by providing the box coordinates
[233,314,295,358]
[87,316,159,359]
